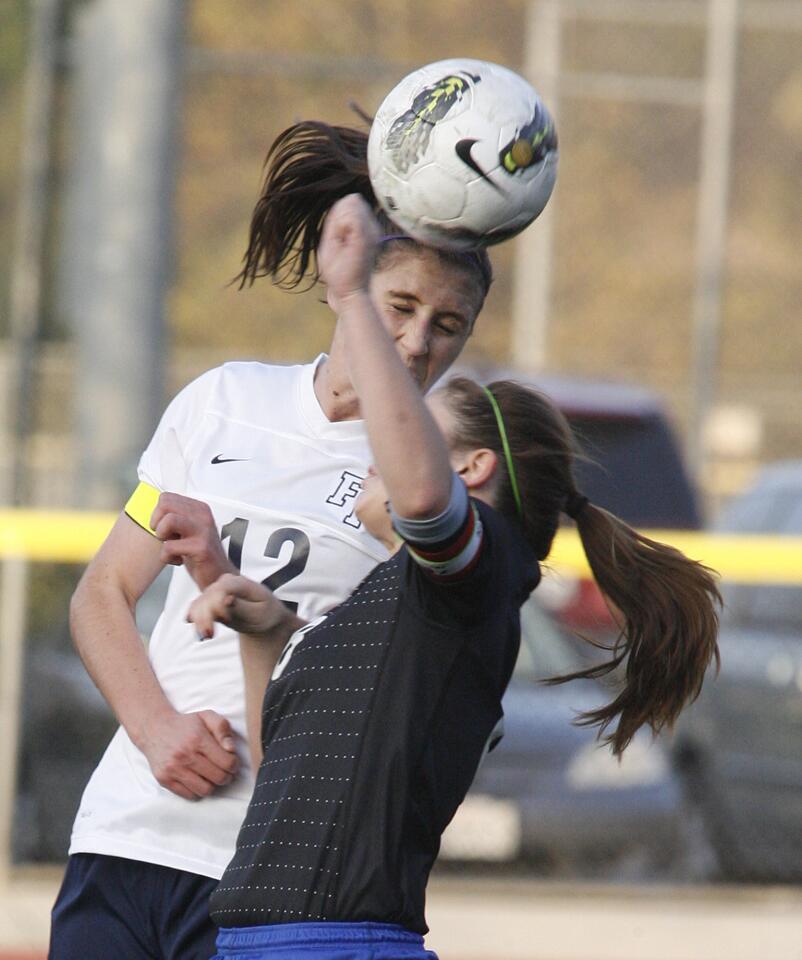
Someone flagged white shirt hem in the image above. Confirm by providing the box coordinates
[68,834,226,880]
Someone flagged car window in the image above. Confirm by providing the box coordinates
[568,414,701,529]
[716,478,802,629]
[715,489,802,534]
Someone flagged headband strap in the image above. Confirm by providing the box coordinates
[482,386,523,519]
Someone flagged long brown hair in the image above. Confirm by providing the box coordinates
[234,120,493,303]
[440,376,721,756]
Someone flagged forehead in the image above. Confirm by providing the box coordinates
[372,248,482,319]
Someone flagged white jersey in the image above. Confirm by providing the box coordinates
[69,357,387,878]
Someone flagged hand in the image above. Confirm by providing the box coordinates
[187,573,294,640]
[317,194,382,313]
[137,707,240,801]
[150,493,236,590]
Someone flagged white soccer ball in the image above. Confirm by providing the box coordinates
[367,58,558,251]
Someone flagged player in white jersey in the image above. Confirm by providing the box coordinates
[49,122,494,960]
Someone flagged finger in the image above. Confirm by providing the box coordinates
[215,573,252,594]
[200,741,240,779]
[229,577,273,603]
[150,492,189,531]
[153,512,189,543]
[160,540,191,567]
[174,769,216,799]
[162,779,197,802]
[187,753,235,788]
[199,711,239,757]
[202,591,235,627]
[227,597,275,634]
[187,602,216,640]
[149,492,171,531]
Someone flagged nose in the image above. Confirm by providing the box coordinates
[400,317,430,357]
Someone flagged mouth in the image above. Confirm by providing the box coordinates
[406,363,426,388]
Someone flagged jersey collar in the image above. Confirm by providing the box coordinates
[298,355,368,440]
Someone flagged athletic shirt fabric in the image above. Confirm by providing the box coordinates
[69,357,387,879]
[209,499,539,934]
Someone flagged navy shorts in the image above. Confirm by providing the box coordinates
[49,852,219,960]
[213,922,438,960]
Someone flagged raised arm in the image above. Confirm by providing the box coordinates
[70,514,240,799]
[317,195,454,520]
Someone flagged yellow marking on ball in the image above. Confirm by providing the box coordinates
[510,138,535,168]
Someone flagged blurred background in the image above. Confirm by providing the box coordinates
[1,1,801,957]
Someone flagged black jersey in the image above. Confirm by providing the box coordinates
[209,499,539,934]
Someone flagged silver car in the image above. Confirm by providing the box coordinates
[440,599,689,876]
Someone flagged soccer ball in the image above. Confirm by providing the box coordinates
[367,58,558,251]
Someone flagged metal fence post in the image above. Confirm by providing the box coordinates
[0,557,30,880]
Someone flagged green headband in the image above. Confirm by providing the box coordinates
[482,386,523,519]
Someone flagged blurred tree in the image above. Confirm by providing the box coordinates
[1,0,800,498]
[0,0,28,339]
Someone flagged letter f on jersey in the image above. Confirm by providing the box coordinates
[326,471,364,528]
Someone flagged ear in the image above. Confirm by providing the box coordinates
[453,447,498,492]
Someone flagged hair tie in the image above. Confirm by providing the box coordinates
[482,386,523,519]
[564,492,589,521]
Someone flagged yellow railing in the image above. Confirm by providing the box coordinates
[1,508,801,874]
[3,509,802,583]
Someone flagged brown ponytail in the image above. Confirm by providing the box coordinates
[554,503,721,756]
[439,376,721,756]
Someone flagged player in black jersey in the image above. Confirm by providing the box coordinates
[189,196,721,960]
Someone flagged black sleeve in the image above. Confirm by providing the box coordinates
[403,500,540,627]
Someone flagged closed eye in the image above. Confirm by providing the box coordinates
[436,317,467,336]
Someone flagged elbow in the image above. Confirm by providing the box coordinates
[393,483,451,522]
[69,570,104,642]
[69,566,133,646]
[68,578,89,651]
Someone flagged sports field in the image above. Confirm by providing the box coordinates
[4,873,801,960]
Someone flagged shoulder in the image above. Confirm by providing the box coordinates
[472,500,540,597]
[215,360,309,397]
[152,360,314,439]
[404,500,539,622]
[179,360,313,419]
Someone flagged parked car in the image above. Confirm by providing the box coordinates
[673,460,802,882]
[439,597,689,876]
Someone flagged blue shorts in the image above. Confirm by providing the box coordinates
[213,922,438,960]
[49,852,219,960]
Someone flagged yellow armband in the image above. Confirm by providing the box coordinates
[124,481,161,536]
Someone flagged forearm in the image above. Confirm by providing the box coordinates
[70,576,176,748]
[239,635,283,769]
[239,611,304,768]
[338,292,453,517]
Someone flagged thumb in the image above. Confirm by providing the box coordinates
[199,710,237,753]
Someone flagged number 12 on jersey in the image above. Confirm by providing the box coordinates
[220,518,310,614]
